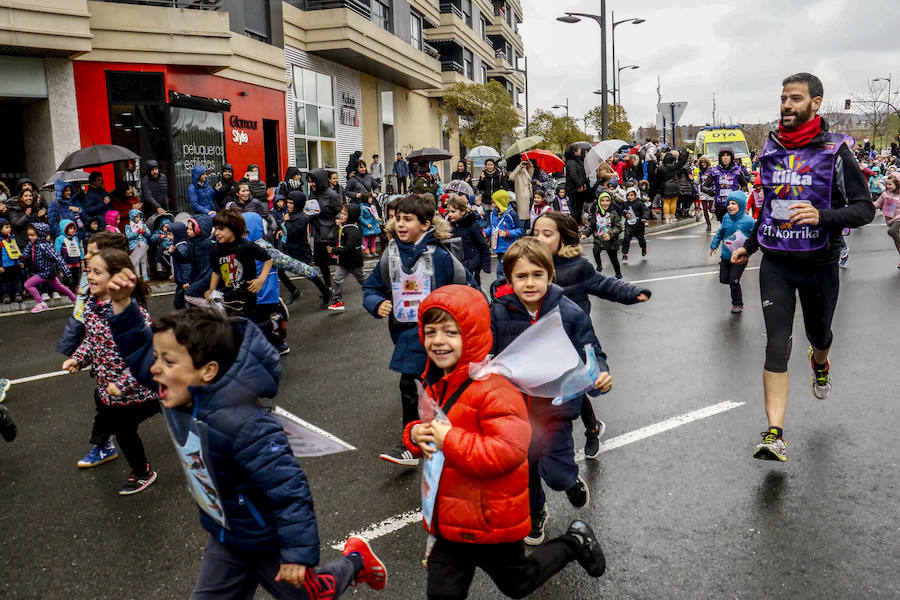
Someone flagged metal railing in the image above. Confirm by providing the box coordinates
[302,0,370,18]
[440,59,464,74]
[98,0,221,9]
[439,1,463,19]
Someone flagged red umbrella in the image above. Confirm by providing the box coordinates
[521,149,565,173]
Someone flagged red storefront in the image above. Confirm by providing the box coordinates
[73,62,286,212]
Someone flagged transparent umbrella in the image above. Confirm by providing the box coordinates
[584,139,630,184]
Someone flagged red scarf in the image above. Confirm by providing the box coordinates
[778,115,822,149]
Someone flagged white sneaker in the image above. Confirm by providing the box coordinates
[51,292,60,300]
[41,293,50,301]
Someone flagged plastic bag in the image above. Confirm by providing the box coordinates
[416,381,450,532]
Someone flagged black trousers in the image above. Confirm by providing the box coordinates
[719,259,747,306]
[592,244,621,277]
[66,265,82,296]
[397,177,408,194]
[759,256,840,373]
[91,391,160,473]
[621,232,646,255]
[0,264,23,298]
[580,396,597,432]
[426,536,578,600]
[313,242,334,288]
[399,372,419,426]
[715,206,727,222]
[277,269,298,295]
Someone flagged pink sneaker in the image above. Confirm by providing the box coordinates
[30,302,49,313]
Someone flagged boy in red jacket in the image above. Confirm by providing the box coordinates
[403,285,605,599]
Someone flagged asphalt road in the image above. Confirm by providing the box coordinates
[2,217,899,599]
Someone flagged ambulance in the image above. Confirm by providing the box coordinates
[695,125,752,168]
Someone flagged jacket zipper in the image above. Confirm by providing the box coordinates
[238,493,266,527]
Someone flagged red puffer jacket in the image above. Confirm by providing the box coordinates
[402,285,531,545]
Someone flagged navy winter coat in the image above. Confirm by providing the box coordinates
[169,221,192,285]
[553,253,650,314]
[108,306,321,566]
[308,169,343,244]
[452,211,492,275]
[140,159,169,213]
[82,186,109,221]
[489,282,608,420]
[186,214,214,297]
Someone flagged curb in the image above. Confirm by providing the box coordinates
[0,280,178,314]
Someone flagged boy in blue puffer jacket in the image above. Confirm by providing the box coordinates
[710,190,755,313]
[186,214,214,301]
[103,292,387,598]
[483,189,523,278]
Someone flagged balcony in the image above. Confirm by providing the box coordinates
[303,0,370,18]
[284,3,442,90]
[424,10,494,64]
[99,0,220,8]
[441,59,463,74]
[0,0,93,56]
[439,1,463,20]
[486,19,522,54]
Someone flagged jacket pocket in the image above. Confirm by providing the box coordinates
[238,493,266,528]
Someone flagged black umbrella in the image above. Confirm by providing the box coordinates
[40,170,90,191]
[407,147,453,163]
[57,144,140,171]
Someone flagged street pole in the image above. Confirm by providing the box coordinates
[611,9,616,111]
[524,56,530,136]
[600,0,608,140]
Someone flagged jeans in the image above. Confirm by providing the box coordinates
[332,266,364,303]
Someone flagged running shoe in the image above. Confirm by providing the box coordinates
[41,292,50,301]
[0,405,16,442]
[0,378,9,403]
[642,247,647,257]
[753,428,787,462]
[731,305,743,313]
[584,420,607,460]
[286,289,302,306]
[565,475,590,509]
[77,444,119,468]
[328,301,345,312]
[30,302,49,313]
[277,343,291,356]
[379,443,419,467]
[320,288,335,308]
[524,504,548,546]
[342,536,387,590]
[566,520,606,577]
[839,246,849,268]
[621,254,628,262]
[808,346,832,400]
[119,465,158,495]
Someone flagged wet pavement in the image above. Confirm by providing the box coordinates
[2,218,899,599]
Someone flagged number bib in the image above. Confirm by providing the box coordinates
[388,240,434,323]
[2,238,21,260]
[64,237,80,258]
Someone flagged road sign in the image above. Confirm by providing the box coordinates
[655,112,665,131]
[658,101,688,124]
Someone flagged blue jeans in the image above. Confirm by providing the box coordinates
[495,253,505,278]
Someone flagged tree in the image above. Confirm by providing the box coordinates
[851,79,892,145]
[742,123,775,154]
[529,109,588,153]
[439,81,519,151]
[585,104,632,141]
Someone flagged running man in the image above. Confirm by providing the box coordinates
[731,72,874,462]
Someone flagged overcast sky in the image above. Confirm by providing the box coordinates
[519,0,900,135]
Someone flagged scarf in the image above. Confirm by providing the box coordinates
[778,114,822,149]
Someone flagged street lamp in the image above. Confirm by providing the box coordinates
[557,8,609,138]
[551,98,570,117]
[611,11,645,109]
[497,55,530,135]
[616,63,639,105]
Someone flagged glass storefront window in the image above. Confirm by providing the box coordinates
[319,107,335,138]
[294,138,308,169]
[307,140,319,169]
[292,67,337,175]
[303,69,316,103]
[294,103,306,135]
[306,104,319,137]
[320,140,336,169]
[317,72,333,106]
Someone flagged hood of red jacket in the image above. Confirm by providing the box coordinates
[418,285,491,386]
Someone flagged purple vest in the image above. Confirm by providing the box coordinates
[708,164,743,207]
[757,132,849,252]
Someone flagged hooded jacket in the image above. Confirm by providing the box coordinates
[275,167,306,204]
[23,222,70,280]
[587,192,623,250]
[283,201,312,263]
[48,182,84,237]
[564,147,588,197]
[213,163,236,211]
[244,212,281,306]
[345,151,362,179]
[452,210,491,276]
[308,168,343,244]
[476,167,508,199]
[140,159,169,213]
[6,195,46,247]
[187,165,216,214]
[104,210,121,232]
[333,204,364,270]
[54,219,84,264]
[126,209,149,251]
[107,306,320,566]
[655,152,681,198]
[187,214,214,295]
[168,221,192,285]
[483,190,523,255]
[358,201,381,237]
[400,285,532,544]
[711,191,756,261]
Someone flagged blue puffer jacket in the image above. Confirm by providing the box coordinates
[245,212,280,305]
[489,281,608,420]
[711,190,755,261]
[187,165,216,215]
[107,305,321,566]
[126,209,150,251]
[187,214,215,297]
[358,203,381,237]
[23,223,70,280]
[553,251,650,314]
[363,230,477,374]
[82,186,109,221]
[169,222,192,286]
[483,208,523,255]
[54,219,84,264]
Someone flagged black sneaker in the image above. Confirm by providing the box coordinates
[119,465,158,495]
[565,475,590,509]
[321,288,335,308]
[379,443,419,467]
[286,289,302,305]
[278,343,291,356]
[584,420,606,460]
[0,405,17,442]
[524,504,548,546]
[566,520,606,576]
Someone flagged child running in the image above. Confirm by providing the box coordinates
[490,238,612,545]
[710,191,756,313]
[404,285,606,598]
[206,208,273,317]
[532,212,650,458]
[621,187,649,262]
[328,205,365,312]
[103,283,386,598]
[445,195,491,289]
[55,219,84,295]
[586,191,624,278]
[873,173,900,267]
[23,223,76,313]
[62,248,159,494]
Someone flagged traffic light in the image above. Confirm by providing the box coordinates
[844,99,851,110]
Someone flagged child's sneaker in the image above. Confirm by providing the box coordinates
[524,504,548,546]
[277,343,291,356]
[753,427,787,462]
[286,289,302,305]
[342,536,387,590]
[731,305,743,313]
[0,405,16,442]
[379,443,419,466]
[622,254,628,262]
[0,378,9,403]
[77,444,119,468]
[584,420,606,460]
[808,346,832,400]
[565,475,590,509]
[51,291,60,300]
[642,247,647,257]
[328,301,345,312]
[14,294,22,303]
[119,464,157,495]
[30,302,49,313]
[1,295,10,304]
[40,292,50,301]
[839,245,849,267]
[565,520,606,577]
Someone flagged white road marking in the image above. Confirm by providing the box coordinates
[646,222,704,236]
[0,290,175,318]
[329,400,745,549]
[9,370,76,385]
[657,235,702,240]
[631,266,759,285]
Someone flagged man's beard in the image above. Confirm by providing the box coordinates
[781,103,813,129]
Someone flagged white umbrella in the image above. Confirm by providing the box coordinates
[465,146,500,161]
[584,139,630,184]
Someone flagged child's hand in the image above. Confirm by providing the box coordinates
[247,276,264,294]
[637,293,649,302]
[62,359,80,374]
[412,423,436,459]
[274,563,307,589]
[108,268,137,302]
[377,300,393,317]
[430,420,451,449]
[168,245,175,254]
[602,234,610,241]
[594,372,612,393]
[106,383,122,397]
[709,249,715,257]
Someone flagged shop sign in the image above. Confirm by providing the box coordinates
[172,106,225,212]
[340,91,359,127]
[230,114,258,146]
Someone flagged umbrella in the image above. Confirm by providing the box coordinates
[57,144,140,171]
[445,180,474,196]
[407,147,453,163]
[584,139,630,184]
[465,146,500,161]
[568,141,593,153]
[521,149,565,174]
[502,135,544,160]
[40,170,90,191]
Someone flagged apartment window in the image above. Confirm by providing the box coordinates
[480,64,487,84]
[463,49,473,80]
[244,0,271,43]
[479,16,487,40]
[371,0,392,32]
[291,66,337,172]
[461,0,472,28]
[410,11,422,50]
